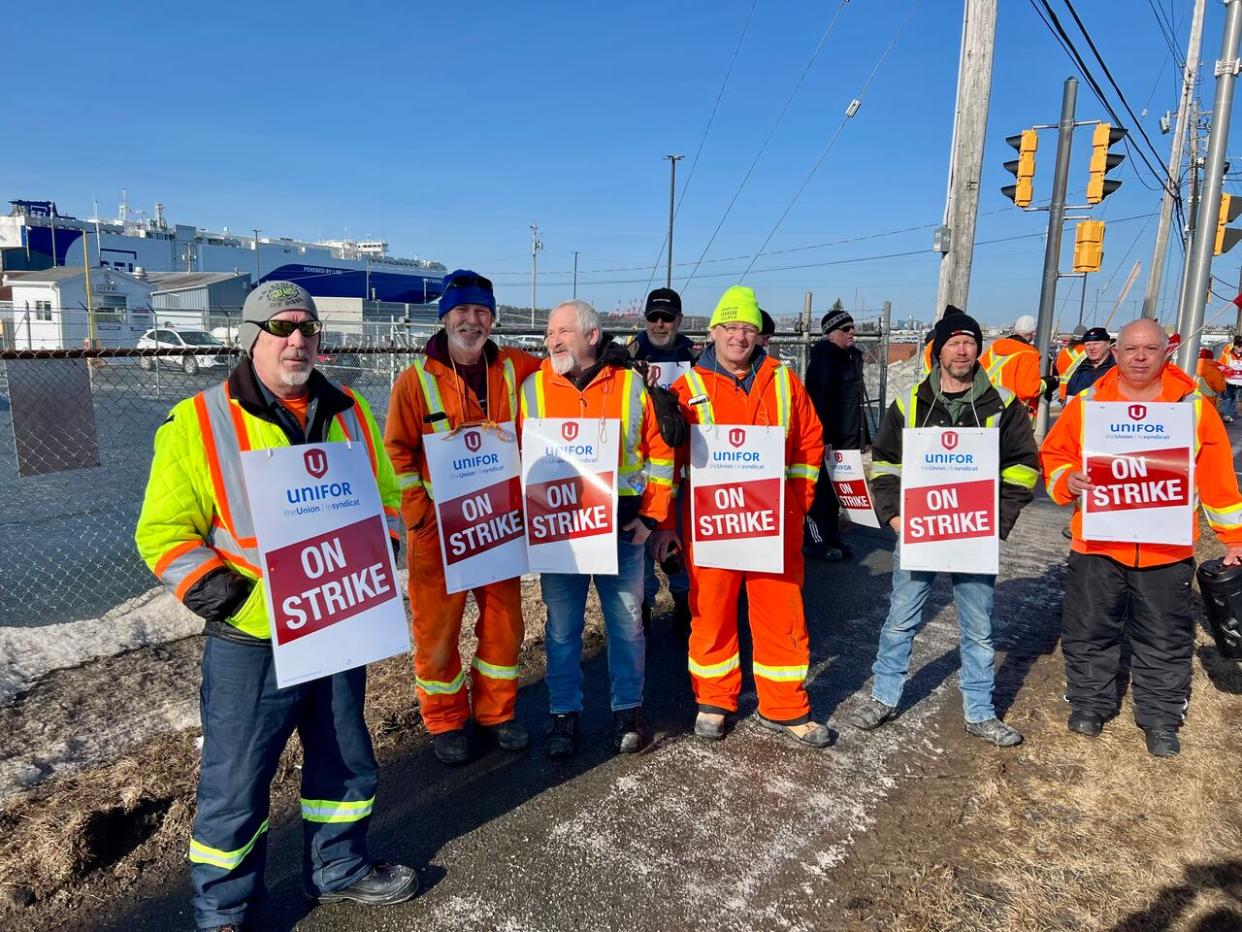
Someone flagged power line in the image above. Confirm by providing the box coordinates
[1029,0,1176,197]
[739,0,920,279]
[639,0,758,300]
[682,0,852,289]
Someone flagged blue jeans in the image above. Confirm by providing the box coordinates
[871,544,998,723]
[1220,383,1241,417]
[541,538,646,713]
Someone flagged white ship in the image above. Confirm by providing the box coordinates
[0,196,446,304]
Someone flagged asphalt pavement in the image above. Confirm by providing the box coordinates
[99,489,1071,932]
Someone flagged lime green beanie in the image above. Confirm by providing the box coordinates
[709,285,763,329]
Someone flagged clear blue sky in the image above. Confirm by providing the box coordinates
[5,0,1240,327]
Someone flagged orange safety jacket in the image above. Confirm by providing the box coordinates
[1056,344,1086,402]
[668,353,824,522]
[384,338,541,532]
[1198,357,1227,398]
[980,336,1044,412]
[920,342,934,377]
[1040,364,1242,568]
[1219,347,1242,384]
[516,354,674,526]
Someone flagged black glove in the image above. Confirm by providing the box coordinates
[647,383,689,449]
[391,535,401,561]
[183,567,254,624]
[1042,375,1059,401]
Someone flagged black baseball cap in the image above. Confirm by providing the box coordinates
[645,287,682,318]
[1082,327,1111,343]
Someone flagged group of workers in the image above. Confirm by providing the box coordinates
[134,273,1242,931]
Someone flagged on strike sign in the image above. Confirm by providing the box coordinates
[900,427,999,573]
[521,418,620,574]
[423,423,527,593]
[1081,401,1194,545]
[648,360,692,390]
[241,442,410,687]
[828,448,881,529]
[690,424,786,572]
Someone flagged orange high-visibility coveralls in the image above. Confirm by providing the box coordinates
[1056,343,1086,402]
[669,355,825,724]
[1041,364,1242,567]
[384,336,541,734]
[980,336,1044,413]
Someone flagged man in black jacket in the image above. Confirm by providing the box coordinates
[845,311,1039,747]
[803,307,870,559]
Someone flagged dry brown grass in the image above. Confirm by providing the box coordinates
[899,627,1242,931]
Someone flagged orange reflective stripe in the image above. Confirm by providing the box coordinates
[224,385,252,452]
[342,387,379,475]
[154,539,202,578]
[195,393,238,537]
[174,556,224,601]
[210,542,259,577]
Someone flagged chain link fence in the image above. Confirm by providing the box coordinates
[0,312,889,629]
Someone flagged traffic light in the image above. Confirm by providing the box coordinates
[1087,123,1127,204]
[1002,129,1038,207]
[1072,220,1105,273]
[1214,194,1242,255]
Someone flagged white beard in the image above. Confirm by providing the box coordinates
[550,352,576,376]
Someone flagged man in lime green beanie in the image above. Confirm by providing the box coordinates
[708,284,764,330]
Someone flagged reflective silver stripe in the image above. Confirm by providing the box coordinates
[871,461,902,477]
[471,655,520,680]
[752,661,809,682]
[1045,463,1072,497]
[200,384,257,541]
[773,365,791,431]
[1204,503,1242,528]
[684,370,713,424]
[519,370,543,418]
[412,357,451,433]
[688,653,741,678]
[396,471,422,490]
[502,357,518,417]
[619,370,646,496]
[416,670,467,695]
[158,544,222,595]
[206,522,259,571]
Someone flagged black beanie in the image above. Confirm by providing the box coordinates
[931,311,983,362]
[820,308,854,334]
[759,309,775,336]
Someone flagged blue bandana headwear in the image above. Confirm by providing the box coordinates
[438,269,496,319]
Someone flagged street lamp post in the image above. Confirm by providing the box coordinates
[664,154,684,289]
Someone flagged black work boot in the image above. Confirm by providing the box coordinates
[316,862,419,906]
[1067,710,1104,737]
[613,707,644,753]
[844,697,897,730]
[480,719,530,751]
[432,729,469,765]
[1144,727,1180,758]
[641,600,653,633]
[545,712,579,760]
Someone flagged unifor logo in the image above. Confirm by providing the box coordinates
[464,430,481,452]
[941,430,959,451]
[834,450,845,463]
[650,364,663,381]
[729,427,746,448]
[1128,404,1147,420]
[304,448,328,479]
[562,422,579,442]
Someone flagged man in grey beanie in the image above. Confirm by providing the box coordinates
[135,280,418,929]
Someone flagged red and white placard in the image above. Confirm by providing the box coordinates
[422,423,527,593]
[521,418,620,574]
[648,360,692,390]
[1081,401,1194,545]
[241,442,410,687]
[900,428,999,574]
[828,448,881,529]
[689,424,786,572]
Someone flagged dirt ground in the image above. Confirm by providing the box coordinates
[4,547,1242,931]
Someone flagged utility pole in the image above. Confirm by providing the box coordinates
[1176,100,1203,333]
[252,228,261,285]
[1033,77,1078,441]
[572,250,580,299]
[82,230,96,349]
[529,223,543,326]
[1143,0,1207,319]
[933,0,997,319]
[664,154,684,290]
[1178,0,1242,372]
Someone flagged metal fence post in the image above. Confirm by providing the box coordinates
[800,292,813,380]
[879,300,892,415]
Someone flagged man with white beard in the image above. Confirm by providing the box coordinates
[386,270,541,765]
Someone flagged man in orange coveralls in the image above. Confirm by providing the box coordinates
[651,285,832,749]
[385,270,541,765]
[978,314,1056,413]
[1041,317,1242,757]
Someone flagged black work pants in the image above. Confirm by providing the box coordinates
[804,463,843,548]
[1062,551,1194,729]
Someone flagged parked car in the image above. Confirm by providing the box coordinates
[137,328,231,374]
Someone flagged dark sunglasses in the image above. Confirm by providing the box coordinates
[646,311,678,323]
[257,319,323,338]
[840,326,855,332]
[447,273,494,292]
